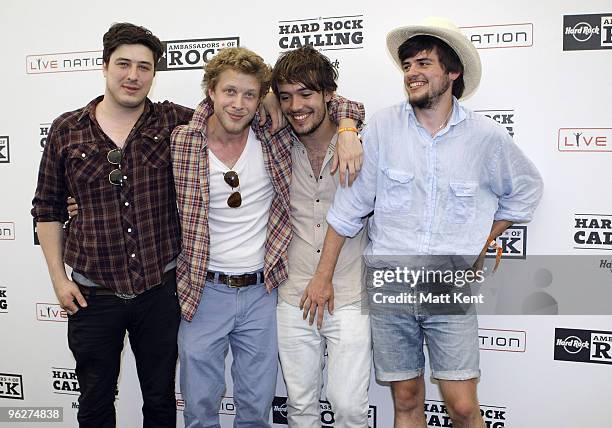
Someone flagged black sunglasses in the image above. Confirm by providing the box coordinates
[224,170,241,208]
[107,149,125,186]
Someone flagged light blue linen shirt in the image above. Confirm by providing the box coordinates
[327,98,543,264]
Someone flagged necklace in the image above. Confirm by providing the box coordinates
[432,107,453,136]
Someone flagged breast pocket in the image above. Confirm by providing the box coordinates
[67,144,106,184]
[381,168,415,212]
[141,128,171,169]
[446,181,478,224]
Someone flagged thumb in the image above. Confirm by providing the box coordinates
[74,289,88,308]
[330,152,339,174]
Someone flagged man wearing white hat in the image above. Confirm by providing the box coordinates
[305,17,543,427]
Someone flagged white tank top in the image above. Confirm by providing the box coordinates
[207,128,274,273]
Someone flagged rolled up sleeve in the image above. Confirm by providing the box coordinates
[327,122,379,236]
[489,134,544,223]
[31,121,69,223]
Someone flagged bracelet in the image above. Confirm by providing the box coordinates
[338,127,359,135]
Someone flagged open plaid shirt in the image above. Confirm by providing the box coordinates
[171,96,364,321]
[32,96,193,294]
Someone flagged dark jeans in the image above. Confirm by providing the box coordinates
[68,272,180,428]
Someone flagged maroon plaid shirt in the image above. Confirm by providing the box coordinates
[32,96,193,294]
[171,96,365,321]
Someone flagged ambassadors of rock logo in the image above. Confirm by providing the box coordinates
[0,373,24,400]
[486,225,527,259]
[277,15,364,51]
[157,38,240,71]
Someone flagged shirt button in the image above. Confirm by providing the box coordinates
[81,153,86,158]
[124,202,129,206]
[123,175,127,180]
[316,249,321,253]
[316,224,321,228]
[131,253,136,258]
[154,136,159,141]
[127,228,132,233]
[319,175,323,179]
[316,199,320,203]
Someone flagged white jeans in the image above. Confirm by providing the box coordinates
[277,300,371,428]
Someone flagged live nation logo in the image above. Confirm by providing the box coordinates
[36,303,68,322]
[157,38,240,71]
[479,328,526,352]
[573,214,612,250]
[425,400,507,427]
[554,328,612,365]
[277,14,364,51]
[26,51,103,74]
[475,110,514,138]
[558,128,611,152]
[0,286,7,314]
[563,14,612,51]
[461,23,533,49]
[486,225,527,259]
[0,136,9,163]
[272,396,377,427]
[0,373,24,400]
[0,222,15,240]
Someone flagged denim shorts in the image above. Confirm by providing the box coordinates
[367,268,480,382]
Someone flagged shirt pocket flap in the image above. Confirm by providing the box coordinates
[67,144,105,183]
[449,181,478,197]
[67,144,100,160]
[383,168,414,183]
[141,129,171,168]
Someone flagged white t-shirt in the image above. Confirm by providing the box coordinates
[207,128,274,273]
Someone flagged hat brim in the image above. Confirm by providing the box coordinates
[386,25,482,100]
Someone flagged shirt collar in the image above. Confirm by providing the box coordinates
[404,96,466,129]
[76,95,155,124]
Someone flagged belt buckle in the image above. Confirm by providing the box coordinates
[226,276,241,288]
[115,292,137,300]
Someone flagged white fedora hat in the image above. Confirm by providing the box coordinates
[386,17,482,100]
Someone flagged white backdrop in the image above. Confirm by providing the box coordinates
[1,0,612,426]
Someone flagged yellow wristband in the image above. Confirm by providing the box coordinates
[338,127,358,135]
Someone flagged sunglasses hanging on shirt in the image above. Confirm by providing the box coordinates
[224,170,241,208]
[107,148,125,186]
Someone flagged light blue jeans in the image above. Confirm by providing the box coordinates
[367,268,480,382]
[178,276,277,428]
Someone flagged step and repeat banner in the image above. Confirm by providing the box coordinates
[1,0,611,426]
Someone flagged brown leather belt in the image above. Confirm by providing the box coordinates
[76,268,176,299]
[206,270,264,288]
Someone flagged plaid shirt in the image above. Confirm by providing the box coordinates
[32,96,193,294]
[171,95,365,321]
